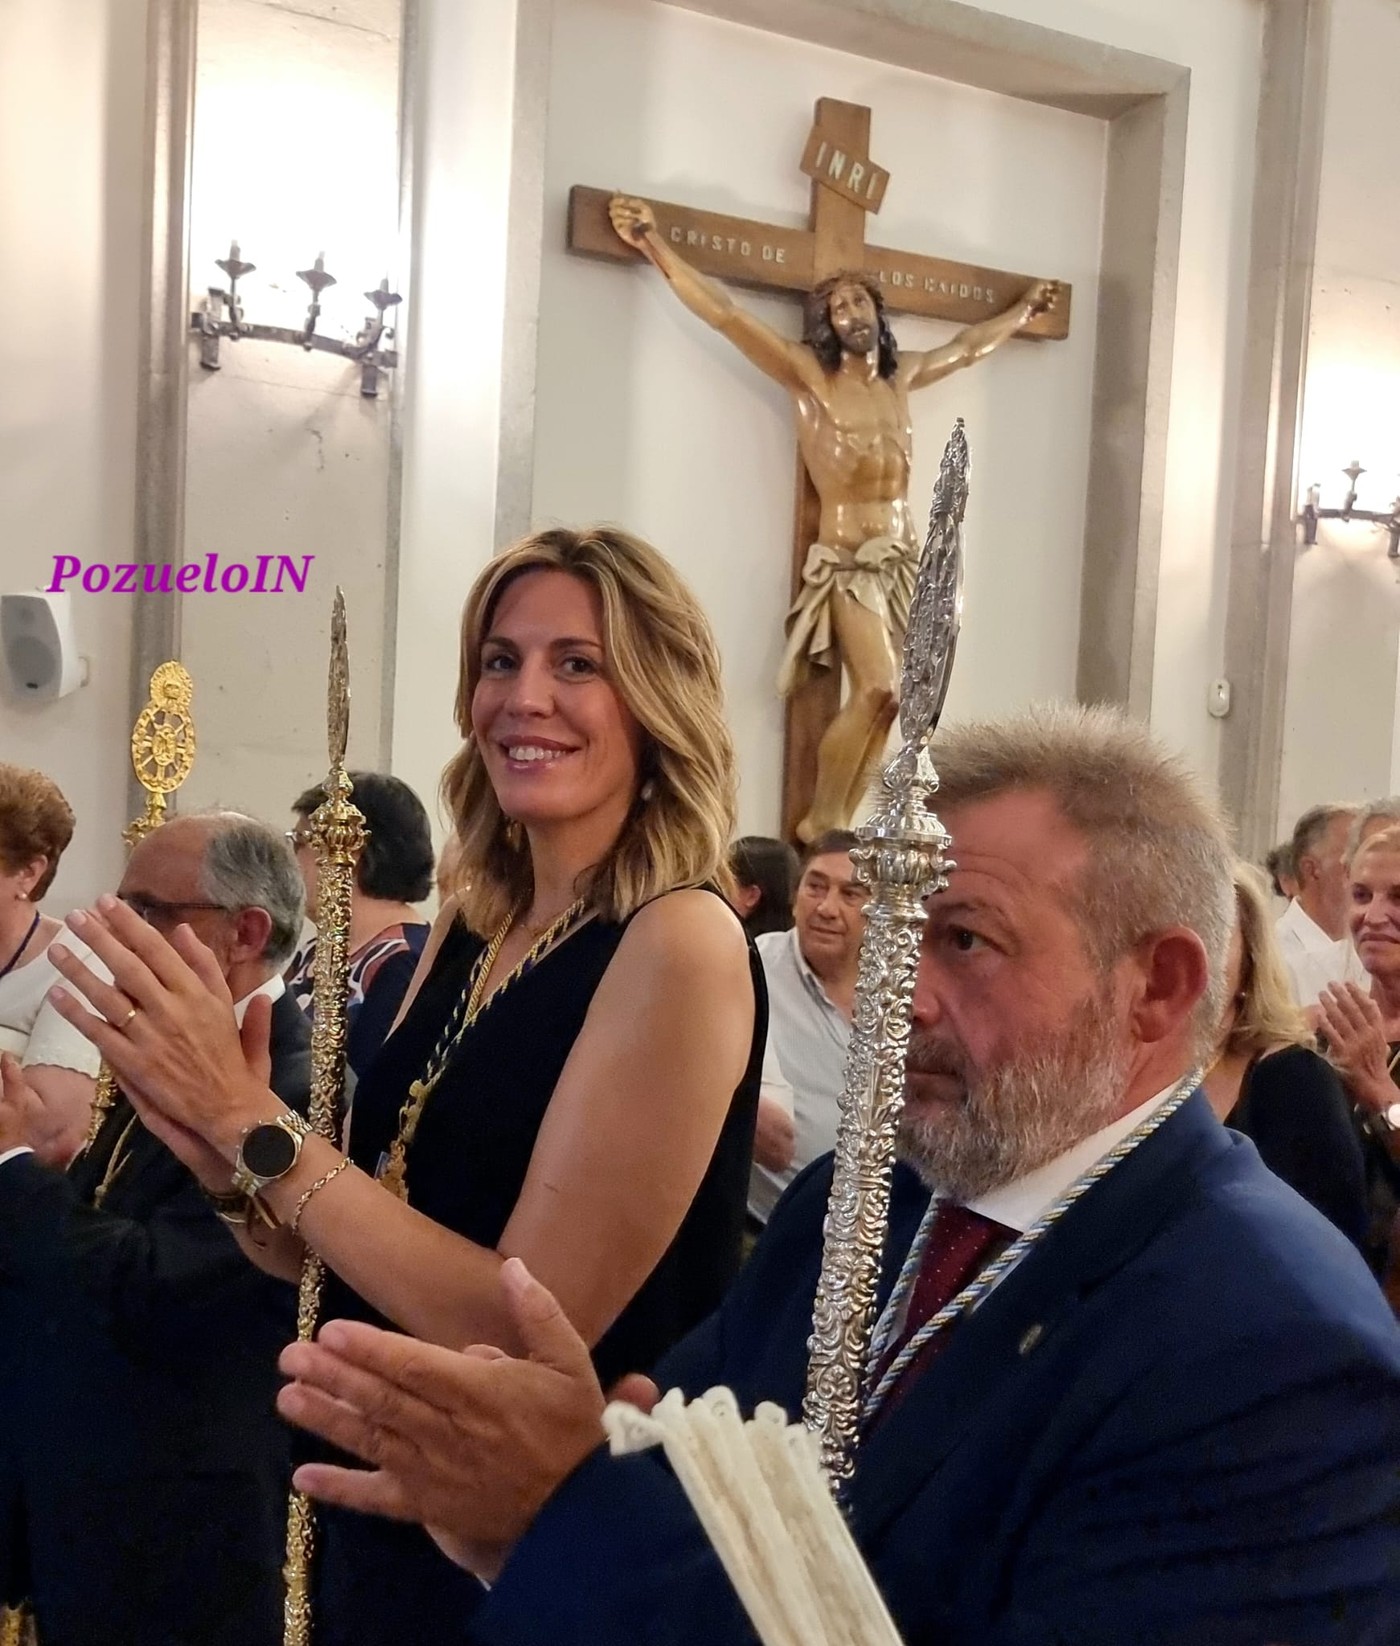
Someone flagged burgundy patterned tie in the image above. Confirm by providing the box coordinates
[873,1201,1014,1415]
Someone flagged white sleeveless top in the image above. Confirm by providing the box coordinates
[0,934,102,1075]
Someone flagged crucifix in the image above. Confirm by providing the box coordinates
[568,98,1070,841]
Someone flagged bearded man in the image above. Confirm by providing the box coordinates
[278,708,1400,1646]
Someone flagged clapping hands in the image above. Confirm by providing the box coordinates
[1318,982,1396,1115]
[278,1258,659,1583]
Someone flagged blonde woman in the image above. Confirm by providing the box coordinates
[46,527,765,1645]
[1201,863,1366,1249]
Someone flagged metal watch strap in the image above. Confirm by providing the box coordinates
[203,1186,254,1227]
[231,1111,313,1197]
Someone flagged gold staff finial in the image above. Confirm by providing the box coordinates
[5,664,203,1640]
[124,661,197,847]
[283,588,365,1646]
[78,662,200,1157]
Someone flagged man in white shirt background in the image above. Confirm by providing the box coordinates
[1276,803,1357,1007]
[748,830,866,1228]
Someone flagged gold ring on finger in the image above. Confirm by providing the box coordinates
[119,1005,139,1029]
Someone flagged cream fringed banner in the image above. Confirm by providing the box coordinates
[603,1390,903,1646]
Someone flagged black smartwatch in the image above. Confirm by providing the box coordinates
[232,1112,312,1198]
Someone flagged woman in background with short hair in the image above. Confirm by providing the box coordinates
[284,771,433,1078]
[729,835,799,939]
[0,763,96,1161]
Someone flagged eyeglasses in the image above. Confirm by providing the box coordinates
[285,826,315,850]
[117,892,236,925]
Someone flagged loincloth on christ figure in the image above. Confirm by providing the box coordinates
[777,535,919,697]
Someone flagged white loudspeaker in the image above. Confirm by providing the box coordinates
[1,591,89,703]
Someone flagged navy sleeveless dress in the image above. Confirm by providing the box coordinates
[314,890,765,1644]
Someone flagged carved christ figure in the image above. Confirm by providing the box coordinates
[608,194,1059,842]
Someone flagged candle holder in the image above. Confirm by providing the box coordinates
[191,241,401,397]
[1299,462,1400,558]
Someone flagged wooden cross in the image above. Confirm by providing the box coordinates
[568,98,1070,840]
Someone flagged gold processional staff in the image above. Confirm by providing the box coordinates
[283,589,365,1646]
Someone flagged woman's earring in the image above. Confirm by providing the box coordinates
[504,819,524,850]
[639,779,657,804]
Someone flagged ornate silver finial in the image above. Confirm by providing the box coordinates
[900,417,967,746]
[802,420,967,1486]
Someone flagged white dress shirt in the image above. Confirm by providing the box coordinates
[1336,935,1369,990]
[1275,899,1349,1007]
[748,927,851,1223]
[878,1083,1185,1342]
[966,1082,1181,1235]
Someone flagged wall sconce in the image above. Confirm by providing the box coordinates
[1299,461,1400,558]
[191,242,401,397]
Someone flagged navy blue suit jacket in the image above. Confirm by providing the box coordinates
[476,1093,1400,1645]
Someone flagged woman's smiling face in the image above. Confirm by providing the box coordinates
[471,568,643,836]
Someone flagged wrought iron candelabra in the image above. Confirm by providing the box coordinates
[1300,462,1400,558]
[192,241,401,397]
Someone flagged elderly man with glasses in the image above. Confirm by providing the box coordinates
[0,812,311,1646]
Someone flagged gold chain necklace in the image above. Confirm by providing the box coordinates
[377,898,586,1202]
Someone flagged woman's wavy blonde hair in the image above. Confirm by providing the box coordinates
[442,526,737,933]
[1225,861,1312,1059]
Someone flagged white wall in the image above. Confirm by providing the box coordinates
[180,0,402,825]
[1278,0,1400,830]
[0,0,146,911]
[533,0,1107,832]
[971,1,1263,781]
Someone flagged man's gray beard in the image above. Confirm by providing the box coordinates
[896,985,1130,1202]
